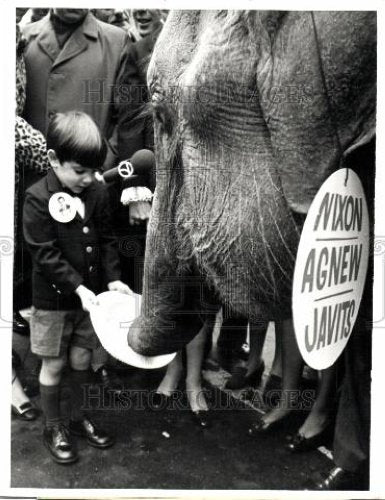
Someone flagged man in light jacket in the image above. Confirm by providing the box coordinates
[22,8,129,171]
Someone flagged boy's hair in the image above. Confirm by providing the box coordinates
[47,111,107,170]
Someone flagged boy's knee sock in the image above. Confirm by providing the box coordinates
[60,371,72,426]
[40,383,62,428]
[69,369,92,421]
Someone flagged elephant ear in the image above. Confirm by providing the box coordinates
[256,11,376,214]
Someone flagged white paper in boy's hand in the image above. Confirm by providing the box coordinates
[89,290,176,369]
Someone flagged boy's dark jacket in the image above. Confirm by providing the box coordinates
[23,169,121,310]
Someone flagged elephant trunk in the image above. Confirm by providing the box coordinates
[127,176,214,355]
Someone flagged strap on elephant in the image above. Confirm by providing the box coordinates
[310,12,349,186]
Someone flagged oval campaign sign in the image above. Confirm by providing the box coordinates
[292,169,369,370]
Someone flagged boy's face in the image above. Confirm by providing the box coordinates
[48,151,95,194]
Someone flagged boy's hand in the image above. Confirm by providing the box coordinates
[75,285,99,312]
[108,280,131,295]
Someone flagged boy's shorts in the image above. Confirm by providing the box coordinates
[30,307,99,357]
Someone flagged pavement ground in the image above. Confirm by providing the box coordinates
[11,321,332,490]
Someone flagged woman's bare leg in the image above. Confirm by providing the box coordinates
[297,364,336,437]
[156,352,183,396]
[185,321,210,412]
[261,318,303,425]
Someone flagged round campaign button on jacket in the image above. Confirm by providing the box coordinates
[48,192,76,223]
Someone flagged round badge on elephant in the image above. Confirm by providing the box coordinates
[48,192,76,223]
[292,169,369,370]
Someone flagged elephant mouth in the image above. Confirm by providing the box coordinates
[127,283,215,356]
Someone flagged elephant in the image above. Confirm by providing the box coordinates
[127,10,376,356]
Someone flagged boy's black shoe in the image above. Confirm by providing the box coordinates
[43,424,78,464]
[69,417,115,449]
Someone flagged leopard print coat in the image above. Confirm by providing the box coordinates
[15,24,49,256]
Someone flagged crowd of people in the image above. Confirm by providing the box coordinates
[12,8,372,491]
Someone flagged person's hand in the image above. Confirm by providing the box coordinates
[75,285,99,312]
[129,201,151,226]
[108,280,131,295]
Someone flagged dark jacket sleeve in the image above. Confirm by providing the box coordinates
[117,43,153,161]
[94,186,122,284]
[104,31,132,171]
[23,191,84,294]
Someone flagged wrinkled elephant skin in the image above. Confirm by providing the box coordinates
[128,11,376,355]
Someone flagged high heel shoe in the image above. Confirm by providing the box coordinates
[150,392,172,410]
[11,401,39,421]
[248,414,287,435]
[285,424,333,453]
[191,410,212,429]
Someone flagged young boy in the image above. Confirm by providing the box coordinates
[23,111,130,464]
